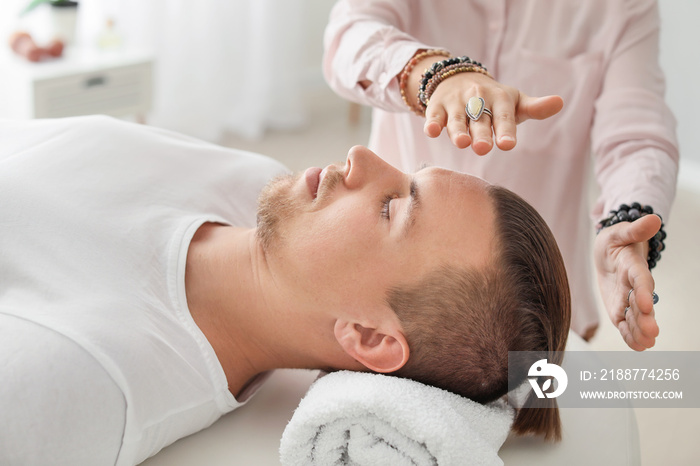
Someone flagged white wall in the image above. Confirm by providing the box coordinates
[658,0,700,191]
[300,0,334,86]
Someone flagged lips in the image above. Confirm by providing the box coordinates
[304,167,323,198]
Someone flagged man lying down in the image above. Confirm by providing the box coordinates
[0,116,570,465]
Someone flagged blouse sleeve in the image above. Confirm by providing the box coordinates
[591,0,679,223]
[322,0,437,112]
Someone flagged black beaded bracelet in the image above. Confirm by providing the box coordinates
[596,203,667,270]
[417,56,490,106]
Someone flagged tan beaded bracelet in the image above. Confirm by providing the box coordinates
[399,49,451,116]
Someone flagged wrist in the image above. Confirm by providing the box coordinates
[398,51,492,116]
[418,60,492,111]
[596,203,666,270]
[398,49,451,115]
[406,56,447,107]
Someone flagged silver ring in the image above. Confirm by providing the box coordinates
[627,288,633,304]
[466,96,492,121]
[624,306,631,317]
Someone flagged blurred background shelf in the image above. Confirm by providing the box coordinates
[0,47,153,121]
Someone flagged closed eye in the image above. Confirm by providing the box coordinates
[380,194,397,220]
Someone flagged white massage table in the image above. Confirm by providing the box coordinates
[140,331,640,466]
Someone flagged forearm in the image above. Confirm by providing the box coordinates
[591,0,679,223]
[322,0,435,112]
[593,140,678,223]
[356,53,441,95]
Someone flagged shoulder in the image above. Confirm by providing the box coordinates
[0,314,126,465]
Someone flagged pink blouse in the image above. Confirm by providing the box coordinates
[324,0,679,336]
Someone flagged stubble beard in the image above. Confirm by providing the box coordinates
[256,168,344,252]
[256,173,303,252]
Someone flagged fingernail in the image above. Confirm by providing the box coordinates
[499,135,515,144]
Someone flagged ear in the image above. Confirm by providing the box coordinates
[333,319,409,373]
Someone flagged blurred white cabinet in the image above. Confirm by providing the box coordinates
[0,47,153,120]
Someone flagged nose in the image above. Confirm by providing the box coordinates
[345,145,402,190]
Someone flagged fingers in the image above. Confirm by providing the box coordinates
[491,96,517,151]
[618,319,649,352]
[515,94,564,123]
[423,106,447,138]
[424,81,564,153]
[432,98,493,155]
[619,296,659,351]
[634,303,660,340]
[468,113,494,155]
[445,107,473,149]
[627,260,656,315]
[425,102,474,149]
[612,213,662,247]
[618,263,659,350]
[596,217,661,351]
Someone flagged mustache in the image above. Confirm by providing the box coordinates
[315,167,345,201]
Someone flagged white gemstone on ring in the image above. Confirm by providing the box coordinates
[466,96,485,121]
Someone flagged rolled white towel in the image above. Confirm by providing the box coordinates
[280,371,514,466]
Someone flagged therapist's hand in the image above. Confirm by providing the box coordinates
[404,55,564,155]
[424,72,564,155]
[594,214,662,351]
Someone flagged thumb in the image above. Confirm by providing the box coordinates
[611,214,662,247]
[516,94,564,123]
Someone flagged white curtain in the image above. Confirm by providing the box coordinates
[77,0,307,142]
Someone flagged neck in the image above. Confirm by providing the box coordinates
[184,223,345,398]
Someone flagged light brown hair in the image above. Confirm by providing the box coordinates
[388,184,571,441]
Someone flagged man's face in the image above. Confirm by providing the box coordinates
[257,145,497,315]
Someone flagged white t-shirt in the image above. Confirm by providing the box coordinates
[0,116,289,465]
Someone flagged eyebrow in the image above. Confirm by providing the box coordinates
[401,164,429,237]
[402,177,421,237]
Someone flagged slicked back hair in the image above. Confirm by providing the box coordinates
[388,184,571,441]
